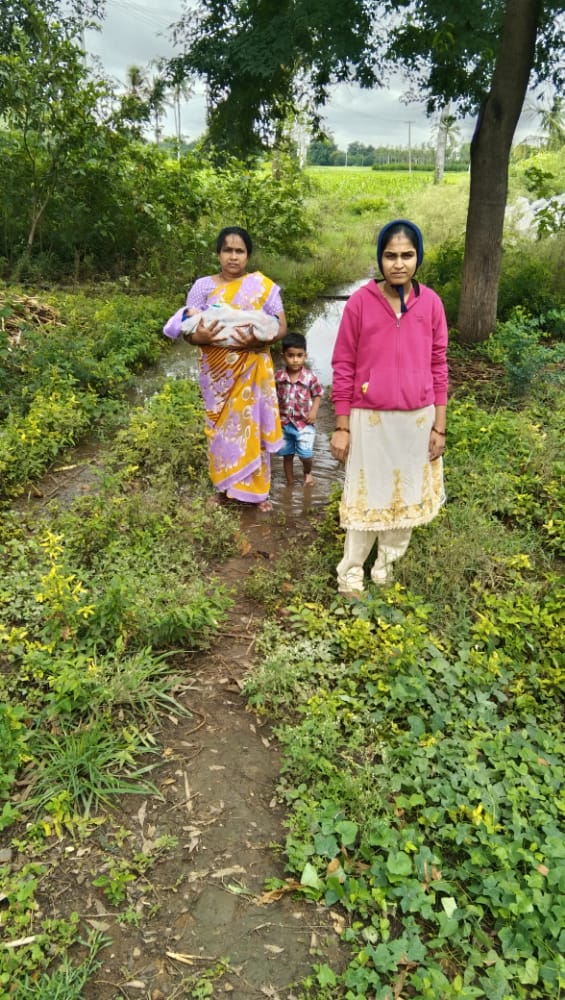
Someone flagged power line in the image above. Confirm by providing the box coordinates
[104,0,181,18]
[97,0,181,34]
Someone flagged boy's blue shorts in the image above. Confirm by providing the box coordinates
[277,423,316,459]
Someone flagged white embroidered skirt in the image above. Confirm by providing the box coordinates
[339,406,445,532]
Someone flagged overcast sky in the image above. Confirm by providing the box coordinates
[85,0,535,150]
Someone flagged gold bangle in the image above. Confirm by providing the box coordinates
[432,426,446,437]
[335,427,350,433]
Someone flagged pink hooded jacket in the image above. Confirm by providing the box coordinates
[331,279,448,416]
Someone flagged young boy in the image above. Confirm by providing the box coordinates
[275,333,323,486]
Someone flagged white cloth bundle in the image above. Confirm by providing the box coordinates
[181,303,279,347]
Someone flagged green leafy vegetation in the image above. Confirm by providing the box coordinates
[0,880,107,1000]
[245,389,565,998]
[12,931,108,1000]
[0,295,241,985]
[483,307,565,398]
[0,1,313,288]
[0,292,168,496]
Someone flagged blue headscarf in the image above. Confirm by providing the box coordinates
[376,219,424,313]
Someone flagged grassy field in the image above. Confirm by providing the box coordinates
[305,167,470,251]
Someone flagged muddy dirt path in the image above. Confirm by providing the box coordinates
[8,406,346,1000]
[6,297,356,998]
[67,509,345,1000]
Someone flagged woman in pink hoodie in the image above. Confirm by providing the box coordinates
[330,219,448,596]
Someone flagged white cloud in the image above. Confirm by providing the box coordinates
[85,0,535,150]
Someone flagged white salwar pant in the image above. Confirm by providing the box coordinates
[337,527,412,592]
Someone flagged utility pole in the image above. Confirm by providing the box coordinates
[405,121,414,173]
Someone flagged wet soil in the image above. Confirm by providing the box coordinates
[82,519,345,999]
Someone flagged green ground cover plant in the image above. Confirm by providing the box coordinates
[12,935,108,1000]
[0,376,235,794]
[0,291,170,497]
[245,386,565,999]
[12,930,108,1000]
[0,856,107,997]
[0,368,241,986]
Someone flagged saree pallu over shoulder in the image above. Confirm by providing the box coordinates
[207,271,279,311]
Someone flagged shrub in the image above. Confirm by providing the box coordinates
[420,236,465,323]
[484,307,565,398]
[498,237,565,322]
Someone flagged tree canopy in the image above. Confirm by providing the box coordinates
[168,0,383,152]
[0,0,104,56]
[168,0,563,155]
[387,1,563,115]
[168,0,564,341]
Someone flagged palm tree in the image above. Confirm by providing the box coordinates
[118,63,151,133]
[125,64,148,97]
[171,76,195,159]
[539,95,565,150]
[432,104,461,184]
[147,73,170,145]
[521,92,565,151]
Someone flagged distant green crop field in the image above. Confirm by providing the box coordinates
[305,166,434,201]
[304,166,470,259]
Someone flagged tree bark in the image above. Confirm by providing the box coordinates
[456,0,541,344]
[27,195,51,252]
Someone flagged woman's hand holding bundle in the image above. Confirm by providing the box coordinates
[192,318,227,345]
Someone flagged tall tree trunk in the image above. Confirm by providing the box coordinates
[27,195,51,251]
[174,91,181,161]
[457,0,541,344]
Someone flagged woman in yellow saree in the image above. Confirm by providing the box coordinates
[163,227,286,511]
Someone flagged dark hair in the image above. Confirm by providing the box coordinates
[376,219,424,272]
[215,226,253,255]
[281,332,307,352]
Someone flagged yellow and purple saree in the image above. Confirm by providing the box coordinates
[185,271,283,503]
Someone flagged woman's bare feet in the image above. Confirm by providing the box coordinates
[257,499,273,512]
[208,491,227,507]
